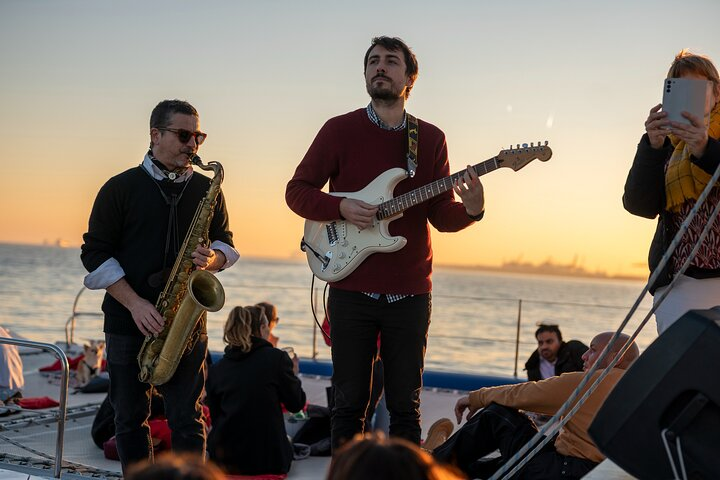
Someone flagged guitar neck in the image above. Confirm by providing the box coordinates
[377,157,499,220]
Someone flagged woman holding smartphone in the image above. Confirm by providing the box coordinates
[623,49,720,334]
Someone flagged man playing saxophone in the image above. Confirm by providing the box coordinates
[81,99,239,472]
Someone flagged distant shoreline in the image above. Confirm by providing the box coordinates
[0,241,645,281]
[436,262,645,281]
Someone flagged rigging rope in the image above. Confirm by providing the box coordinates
[489,159,720,480]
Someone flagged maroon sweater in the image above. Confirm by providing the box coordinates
[286,109,474,294]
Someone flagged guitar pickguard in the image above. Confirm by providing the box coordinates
[302,168,409,282]
[303,215,406,282]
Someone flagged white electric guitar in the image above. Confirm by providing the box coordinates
[301,142,552,282]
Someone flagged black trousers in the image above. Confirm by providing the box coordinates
[364,357,385,431]
[105,332,207,472]
[327,288,431,449]
[433,403,598,479]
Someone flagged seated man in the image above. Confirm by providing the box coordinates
[525,323,587,381]
[432,332,639,480]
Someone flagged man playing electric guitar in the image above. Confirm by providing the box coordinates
[285,36,485,450]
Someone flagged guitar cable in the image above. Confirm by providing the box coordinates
[301,237,331,269]
[309,273,332,343]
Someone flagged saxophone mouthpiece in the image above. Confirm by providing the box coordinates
[191,154,202,166]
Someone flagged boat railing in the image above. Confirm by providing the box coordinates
[64,287,103,349]
[64,285,648,378]
[0,336,69,479]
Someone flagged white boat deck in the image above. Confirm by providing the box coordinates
[0,348,636,479]
[0,348,470,479]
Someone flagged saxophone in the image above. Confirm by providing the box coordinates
[137,155,226,385]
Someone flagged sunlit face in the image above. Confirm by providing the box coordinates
[680,71,719,118]
[582,335,610,371]
[150,113,201,171]
[364,45,412,102]
[536,331,561,362]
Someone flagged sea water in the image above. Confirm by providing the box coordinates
[0,243,658,377]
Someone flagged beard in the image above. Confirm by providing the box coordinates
[540,349,555,360]
[366,79,405,103]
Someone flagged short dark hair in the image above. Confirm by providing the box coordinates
[363,36,419,99]
[149,99,199,130]
[535,324,562,343]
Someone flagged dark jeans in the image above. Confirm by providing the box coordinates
[328,288,431,449]
[105,332,207,472]
[433,403,598,479]
[364,357,384,432]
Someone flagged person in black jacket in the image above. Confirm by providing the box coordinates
[206,305,306,476]
[623,50,720,334]
[81,100,239,472]
[524,324,587,381]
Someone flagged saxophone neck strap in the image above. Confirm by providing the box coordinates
[139,165,192,272]
[407,114,418,178]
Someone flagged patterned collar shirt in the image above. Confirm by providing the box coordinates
[363,103,410,303]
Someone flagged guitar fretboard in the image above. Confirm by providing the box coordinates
[376,157,499,220]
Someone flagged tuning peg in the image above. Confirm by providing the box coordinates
[530,142,534,147]
[516,144,520,149]
[544,140,549,146]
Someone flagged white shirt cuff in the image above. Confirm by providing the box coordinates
[210,240,240,271]
[83,258,125,290]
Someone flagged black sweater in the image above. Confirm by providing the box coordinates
[205,338,306,475]
[81,166,234,336]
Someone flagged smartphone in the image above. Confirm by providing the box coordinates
[662,77,707,125]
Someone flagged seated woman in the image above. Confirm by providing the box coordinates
[205,305,306,477]
[255,301,280,347]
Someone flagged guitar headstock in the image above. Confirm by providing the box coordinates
[496,142,552,171]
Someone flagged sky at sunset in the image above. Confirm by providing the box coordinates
[2,0,719,277]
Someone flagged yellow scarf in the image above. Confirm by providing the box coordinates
[665,102,720,212]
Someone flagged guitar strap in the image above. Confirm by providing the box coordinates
[407,113,419,177]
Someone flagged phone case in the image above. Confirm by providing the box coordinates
[662,78,707,125]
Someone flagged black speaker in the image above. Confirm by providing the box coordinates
[588,309,720,479]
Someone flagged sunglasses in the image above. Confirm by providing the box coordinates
[159,127,207,145]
